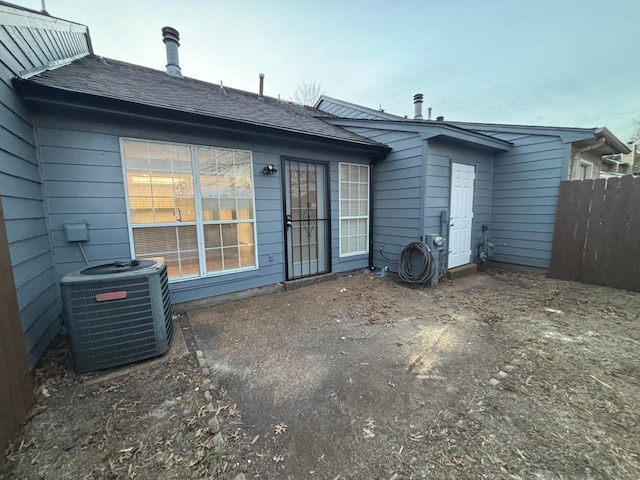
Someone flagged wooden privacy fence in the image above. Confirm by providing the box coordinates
[0,196,33,456]
[549,176,640,292]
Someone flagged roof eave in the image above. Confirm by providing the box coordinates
[14,80,390,158]
[423,125,512,152]
[324,117,512,151]
[595,127,632,154]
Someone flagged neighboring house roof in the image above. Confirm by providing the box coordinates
[14,55,387,151]
[318,95,513,151]
[570,127,631,156]
[324,117,513,152]
[451,121,631,155]
[316,96,630,156]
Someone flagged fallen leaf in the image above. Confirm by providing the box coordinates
[24,405,47,422]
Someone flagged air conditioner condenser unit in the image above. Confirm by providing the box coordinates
[60,258,173,373]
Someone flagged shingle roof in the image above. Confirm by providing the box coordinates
[20,55,385,148]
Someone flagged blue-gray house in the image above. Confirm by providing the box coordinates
[0,2,630,368]
[315,95,629,272]
[1,5,387,366]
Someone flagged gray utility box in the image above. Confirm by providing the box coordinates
[425,234,447,286]
[60,258,173,373]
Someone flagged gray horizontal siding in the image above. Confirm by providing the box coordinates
[485,133,566,268]
[364,130,424,270]
[37,128,131,278]
[425,139,495,267]
[326,117,572,271]
[34,112,373,304]
[0,8,92,366]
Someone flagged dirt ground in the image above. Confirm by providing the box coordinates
[3,267,640,479]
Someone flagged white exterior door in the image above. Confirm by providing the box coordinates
[449,162,475,268]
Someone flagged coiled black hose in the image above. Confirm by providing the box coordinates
[398,241,436,287]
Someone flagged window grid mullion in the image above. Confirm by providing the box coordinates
[192,145,206,277]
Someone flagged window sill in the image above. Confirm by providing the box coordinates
[339,251,368,258]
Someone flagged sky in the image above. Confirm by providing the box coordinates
[15,0,640,141]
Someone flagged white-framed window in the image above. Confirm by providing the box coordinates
[121,138,258,281]
[578,159,593,180]
[339,162,369,256]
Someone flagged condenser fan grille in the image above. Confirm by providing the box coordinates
[66,277,157,368]
[159,266,173,346]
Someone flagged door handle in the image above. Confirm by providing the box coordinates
[450,223,454,227]
[285,214,293,228]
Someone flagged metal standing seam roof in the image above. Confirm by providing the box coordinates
[17,55,387,149]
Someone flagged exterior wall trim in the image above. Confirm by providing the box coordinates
[19,52,91,79]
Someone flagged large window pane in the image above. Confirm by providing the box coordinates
[197,146,256,274]
[124,139,257,279]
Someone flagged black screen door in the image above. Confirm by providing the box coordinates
[283,159,329,280]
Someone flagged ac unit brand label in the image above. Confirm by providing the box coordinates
[95,291,128,302]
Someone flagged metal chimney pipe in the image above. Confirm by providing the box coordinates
[413,93,424,119]
[427,107,432,121]
[259,73,264,97]
[162,26,182,78]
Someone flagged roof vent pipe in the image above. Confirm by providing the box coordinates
[259,73,264,97]
[436,116,444,121]
[427,107,432,121]
[413,93,424,119]
[162,26,182,78]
